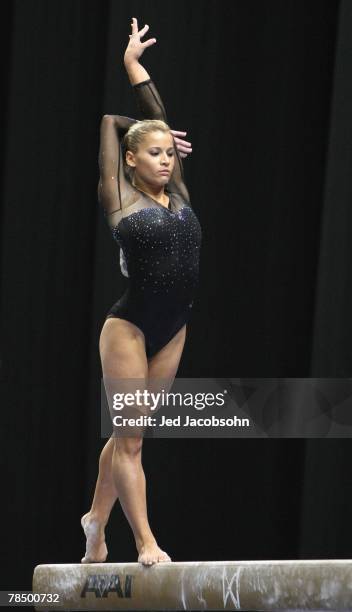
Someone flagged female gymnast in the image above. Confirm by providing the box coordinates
[81,17,202,567]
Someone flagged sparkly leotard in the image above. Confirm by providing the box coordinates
[98,79,202,358]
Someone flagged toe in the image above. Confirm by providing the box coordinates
[139,553,153,566]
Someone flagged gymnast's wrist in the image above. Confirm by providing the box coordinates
[124,57,150,86]
[123,55,139,69]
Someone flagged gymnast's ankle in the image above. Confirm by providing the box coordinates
[81,511,107,533]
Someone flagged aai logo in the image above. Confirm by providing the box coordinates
[80,574,133,598]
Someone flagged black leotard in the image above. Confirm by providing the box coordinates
[98,78,202,358]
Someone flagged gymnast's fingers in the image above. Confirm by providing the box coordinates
[173,137,193,153]
[139,23,150,37]
[131,17,138,35]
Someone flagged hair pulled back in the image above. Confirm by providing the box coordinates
[122,119,171,179]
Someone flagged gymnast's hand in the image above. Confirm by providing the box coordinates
[170,130,193,159]
[124,17,156,63]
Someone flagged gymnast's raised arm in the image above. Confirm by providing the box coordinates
[98,114,138,221]
[123,17,191,203]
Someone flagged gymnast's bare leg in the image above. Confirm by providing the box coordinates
[81,317,186,565]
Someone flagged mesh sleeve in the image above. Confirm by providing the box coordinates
[98,114,138,217]
[132,78,190,203]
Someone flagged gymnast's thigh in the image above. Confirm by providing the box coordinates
[148,323,187,379]
[100,317,151,440]
[145,323,187,419]
[99,316,148,379]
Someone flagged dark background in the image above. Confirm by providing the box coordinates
[1,0,351,593]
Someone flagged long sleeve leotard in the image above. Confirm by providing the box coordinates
[98,78,202,359]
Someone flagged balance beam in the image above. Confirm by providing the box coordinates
[32,559,352,611]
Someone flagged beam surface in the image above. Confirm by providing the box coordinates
[32,559,352,611]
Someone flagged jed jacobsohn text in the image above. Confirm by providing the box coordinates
[112,390,227,411]
[112,415,250,428]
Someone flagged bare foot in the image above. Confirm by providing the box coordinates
[81,512,108,563]
[137,540,172,566]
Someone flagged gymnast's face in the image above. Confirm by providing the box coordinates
[126,130,175,187]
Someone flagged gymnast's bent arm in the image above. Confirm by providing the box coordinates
[98,114,137,219]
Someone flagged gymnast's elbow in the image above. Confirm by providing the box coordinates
[101,114,121,123]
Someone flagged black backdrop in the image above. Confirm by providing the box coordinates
[1,0,351,593]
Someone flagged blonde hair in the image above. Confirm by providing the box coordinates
[122,119,171,179]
